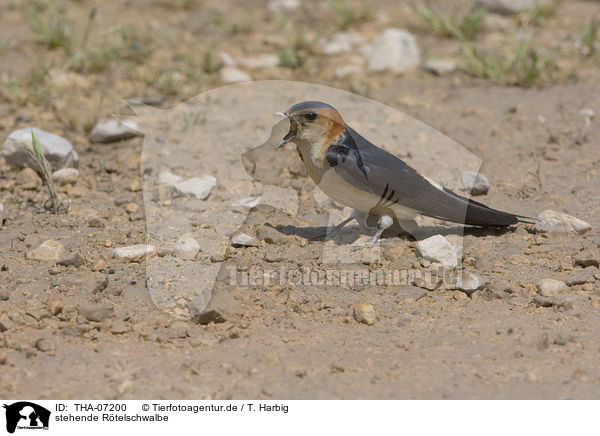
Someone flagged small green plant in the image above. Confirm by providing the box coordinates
[415,4,486,40]
[276,14,319,68]
[27,1,74,51]
[23,132,68,213]
[69,25,156,73]
[328,0,373,30]
[581,18,599,56]
[462,41,553,87]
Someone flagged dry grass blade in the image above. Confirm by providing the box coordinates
[23,132,69,213]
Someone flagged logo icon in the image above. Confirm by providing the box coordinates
[3,402,50,434]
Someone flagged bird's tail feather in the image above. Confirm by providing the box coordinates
[442,187,533,227]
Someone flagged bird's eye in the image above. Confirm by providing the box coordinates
[304,111,317,121]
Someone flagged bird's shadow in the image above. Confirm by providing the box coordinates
[272,222,515,244]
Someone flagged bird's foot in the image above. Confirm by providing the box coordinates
[351,214,393,247]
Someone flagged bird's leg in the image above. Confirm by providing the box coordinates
[325,209,361,240]
[353,214,394,246]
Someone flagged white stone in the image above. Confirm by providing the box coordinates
[174,176,216,200]
[52,168,79,186]
[461,170,490,196]
[231,232,259,247]
[475,0,555,14]
[456,272,487,293]
[367,28,420,73]
[89,118,141,143]
[173,237,200,260]
[535,210,591,234]
[113,244,156,260]
[26,239,65,261]
[2,127,79,170]
[422,58,458,76]
[334,65,362,78]
[219,51,236,67]
[231,196,261,208]
[537,279,568,297]
[158,171,183,185]
[320,32,366,55]
[416,235,458,268]
[220,67,251,83]
[268,0,300,12]
[237,54,279,69]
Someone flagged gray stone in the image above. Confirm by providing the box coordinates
[26,239,65,261]
[353,303,378,325]
[173,237,200,260]
[461,170,490,196]
[231,231,259,247]
[537,278,568,297]
[52,168,79,186]
[533,295,553,307]
[0,315,14,331]
[113,244,156,260]
[367,28,420,73]
[174,176,216,200]
[109,320,129,334]
[574,251,600,268]
[565,267,598,286]
[535,210,591,234]
[79,302,114,322]
[220,67,251,83]
[57,252,85,268]
[2,127,79,170]
[89,118,142,143]
[416,235,458,268]
[422,58,458,76]
[456,272,488,295]
[396,286,428,301]
[475,0,555,14]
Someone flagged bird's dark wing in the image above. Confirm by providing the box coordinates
[326,126,520,226]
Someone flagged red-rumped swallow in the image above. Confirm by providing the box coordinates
[277,101,532,244]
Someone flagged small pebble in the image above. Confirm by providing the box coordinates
[353,303,378,325]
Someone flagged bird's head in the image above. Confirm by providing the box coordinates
[277,101,346,149]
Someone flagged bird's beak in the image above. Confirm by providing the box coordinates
[278,113,297,148]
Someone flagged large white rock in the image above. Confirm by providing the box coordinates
[89,118,141,143]
[2,127,79,170]
[536,210,591,234]
[26,239,65,261]
[476,0,554,14]
[416,235,458,268]
[173,237,200,260]
[113,244,156,260]
[367,28,420,73]
[174,176,216,200]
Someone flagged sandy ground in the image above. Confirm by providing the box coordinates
[1,0,599,399]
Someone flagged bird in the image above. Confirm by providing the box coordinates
[276,100,532,245]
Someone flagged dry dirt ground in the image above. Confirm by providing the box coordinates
[1,0,600,399]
